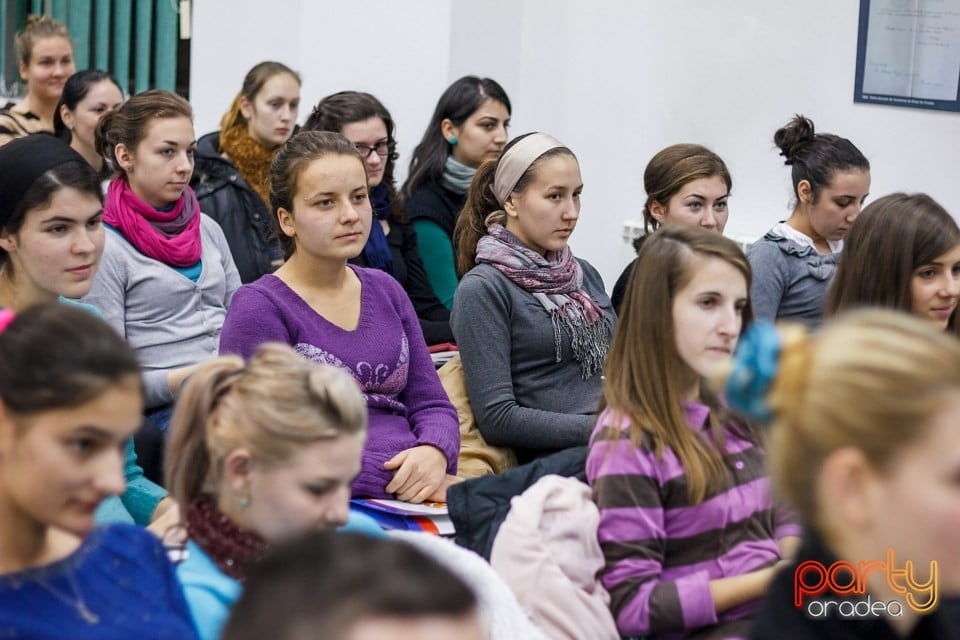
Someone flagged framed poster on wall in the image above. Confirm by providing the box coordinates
[855,0,960,112]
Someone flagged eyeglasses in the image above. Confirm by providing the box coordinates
[354,140,391,159]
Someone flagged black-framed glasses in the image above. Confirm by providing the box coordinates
[354,140,391,159]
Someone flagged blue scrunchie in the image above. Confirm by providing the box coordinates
[726,320,782,421]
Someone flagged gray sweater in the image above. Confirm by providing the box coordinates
[450,260,615,459]
[83,215,241,408]
[747,231,839,327]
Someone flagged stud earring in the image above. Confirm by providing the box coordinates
[448,137,458,146]
[237,496,250,508]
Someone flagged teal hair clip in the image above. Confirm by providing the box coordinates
[725,321,781,421]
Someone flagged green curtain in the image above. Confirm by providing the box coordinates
[1,0,182,97]
[64,0,91,70]
[154,0,176,91]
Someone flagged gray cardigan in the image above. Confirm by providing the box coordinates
[83,214,241,408]
[450,259,615,459]
[747,231,839,327]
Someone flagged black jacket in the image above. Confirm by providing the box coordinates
[405,179,466,238]
[191,132,280,283]
[447,446,587,561]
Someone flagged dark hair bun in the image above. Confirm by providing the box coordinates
[774,115,816,164]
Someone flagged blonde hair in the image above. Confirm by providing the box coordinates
[15,15,72,66]
[220,61,300,133]
[765,310,960,524]
[166,343,367,504]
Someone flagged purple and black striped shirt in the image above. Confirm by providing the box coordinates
[586,402,800,639]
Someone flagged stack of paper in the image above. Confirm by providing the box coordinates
[350,498,455,536]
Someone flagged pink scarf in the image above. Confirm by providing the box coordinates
[104,178,202,267]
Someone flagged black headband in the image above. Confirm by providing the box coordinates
[0,134,87,228]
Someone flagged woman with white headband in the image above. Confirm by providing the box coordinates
[451,132,615,463]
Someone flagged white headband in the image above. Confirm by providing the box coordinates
[492,133,565,205]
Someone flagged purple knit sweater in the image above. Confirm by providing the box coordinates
[219,266,459,498]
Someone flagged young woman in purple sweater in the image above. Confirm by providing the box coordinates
[587,226,800,640]
[219,131,459,504]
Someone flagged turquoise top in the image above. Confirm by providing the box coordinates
[174,260,203,283]
[178,510,385,640]
[412,219,459,309]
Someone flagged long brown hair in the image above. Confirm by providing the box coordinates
[402,76,511,199]
[826,192,960,335]
[603,225,753,503]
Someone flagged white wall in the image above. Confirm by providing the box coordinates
[192,1,960,288]
[190,0,453,172]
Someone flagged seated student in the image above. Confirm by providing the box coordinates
[0,134,172,528]
[192,61,300,283]
[402,76,512,309]
[587,226,800,640]
[221,531,485,640]
[0,15,74,145]
[612,143,733,313]
[305,91,454,345]
[747,115,870,326]
[83,90,241,431]
[54,70,124,179]
[451,132,615,463]
[219,131,460,503]
[826,192,960,334]
[166,343,376,640]
[52,74,166,483]
[724,311,960,639]
[0,304,197,639]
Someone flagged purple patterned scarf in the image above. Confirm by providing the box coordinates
[475,223,609,378]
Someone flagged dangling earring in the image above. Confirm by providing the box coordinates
[448,137,458,146]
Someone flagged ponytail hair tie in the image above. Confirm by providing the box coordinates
[725,321,782,420]
[0,309,15,333]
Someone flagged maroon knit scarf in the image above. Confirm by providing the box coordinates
[475,223,609,378]
[186,495,267,581]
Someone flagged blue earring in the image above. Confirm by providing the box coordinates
[448,137,458,146]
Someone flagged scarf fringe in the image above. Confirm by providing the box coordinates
[551,301,610,379]
[478,224,610,380]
